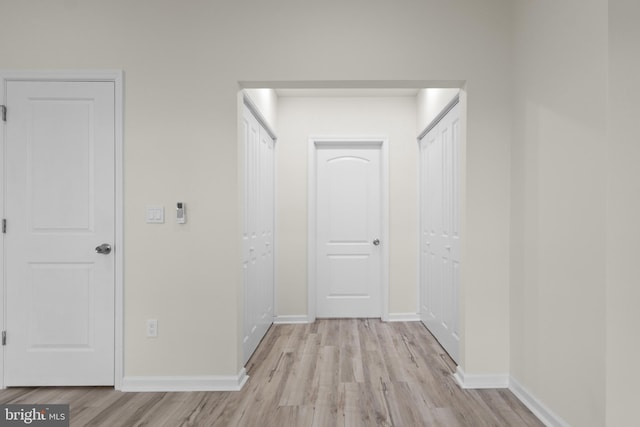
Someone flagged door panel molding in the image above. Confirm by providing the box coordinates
[0,70,124,389]
[418,102,461,363]
[308,136,389,321]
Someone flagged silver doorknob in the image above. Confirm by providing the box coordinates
[95,243,112,255]
[373,239,380,246]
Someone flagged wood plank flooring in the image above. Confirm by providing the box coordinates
[0,320,543,426]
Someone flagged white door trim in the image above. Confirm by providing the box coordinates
[0,70,124,390]
[307,136,389,322]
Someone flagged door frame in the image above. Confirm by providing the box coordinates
[0,70,124,389]
[307,136,389,322]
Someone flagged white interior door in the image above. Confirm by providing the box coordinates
[315,142,382,318]
[242,104,275,364]
[420,102,461,363]
[4,81,116,386]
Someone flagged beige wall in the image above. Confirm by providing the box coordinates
[6,1,636,425]
[0,0,512,383]
[276,96,418,317]
[607,1,640,425]
[511,0,608,426]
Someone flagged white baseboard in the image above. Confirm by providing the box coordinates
[509,376,569,427]
[274,315,311,324]
[387,313,421,322]
[274,314,421,324]
[453,369,568,427]
[453,366,509,389]
[121,368,248,392]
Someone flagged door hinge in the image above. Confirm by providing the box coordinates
[1,105,6,122]
[2,219,6,234]
[2,331,6,346]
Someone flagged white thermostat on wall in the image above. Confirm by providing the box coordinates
[176,202,186,224]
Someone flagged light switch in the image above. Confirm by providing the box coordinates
[146,206,164,224]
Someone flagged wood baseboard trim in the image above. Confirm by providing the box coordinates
[509,376,569,427]
[387,313,421,322]
[453,366,509,389]
[274,315,311,324]
[121,368,248,392]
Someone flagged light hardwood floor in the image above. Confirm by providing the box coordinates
[0,320,543,426]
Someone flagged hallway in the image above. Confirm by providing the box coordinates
[0,320,542,426]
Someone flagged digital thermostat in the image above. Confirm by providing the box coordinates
[177,202,186,224]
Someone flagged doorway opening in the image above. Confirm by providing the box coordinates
[238,82,465,365]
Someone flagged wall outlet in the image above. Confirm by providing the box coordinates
[146,319,158,338]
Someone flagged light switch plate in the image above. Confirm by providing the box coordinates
[146,205,164,224]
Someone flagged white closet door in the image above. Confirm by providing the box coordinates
[242,104,275,365]
[257,122,275,340]
[420,102,461,363]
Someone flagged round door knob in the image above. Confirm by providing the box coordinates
[373,239,380,246]
[95,243,112,254]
